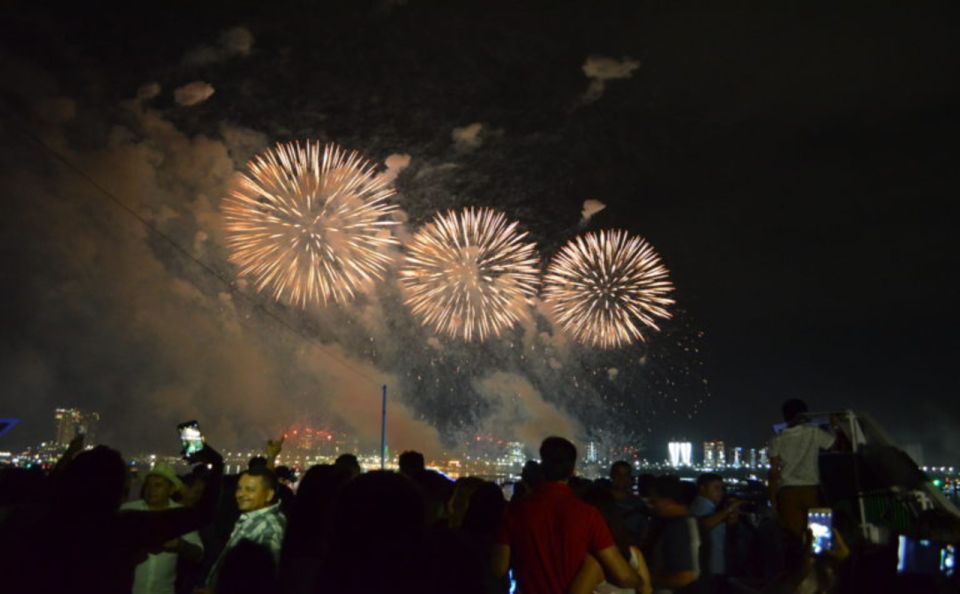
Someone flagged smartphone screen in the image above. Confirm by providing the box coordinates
[807,508,833,554]
[941,544,956,578]
[177,421,204,458]
[898,536,955,576]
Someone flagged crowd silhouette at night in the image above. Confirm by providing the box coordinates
[0,400,956,594]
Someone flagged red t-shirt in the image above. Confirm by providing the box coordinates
[497,482,615,594]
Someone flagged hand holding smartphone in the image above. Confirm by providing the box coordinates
[177,420,205,459]
[807,508,834,555]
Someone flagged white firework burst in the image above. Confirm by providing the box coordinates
[400,207,540,341]
[543,229,674,348]
[222,141,398,307]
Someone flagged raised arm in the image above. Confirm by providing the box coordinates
[265,435,284,470]
[700,499,744,531]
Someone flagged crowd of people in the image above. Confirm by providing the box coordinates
[0,399,954,594]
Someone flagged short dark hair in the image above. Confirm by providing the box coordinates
[782,399,809,424]
[334,453,361,476]
[650,474,685,504]
[398,451,425,475]
[540,437,577,481]
[239,466,279,498]
[610,460,632,477]
[696,472,723,489]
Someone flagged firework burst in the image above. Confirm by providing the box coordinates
[222,141,398,307]
[400,207,540,341]
[543,230,674,348]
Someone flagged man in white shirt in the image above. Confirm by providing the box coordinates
[767,399,836,540]
[121,464,203,594]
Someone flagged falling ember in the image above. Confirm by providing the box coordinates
[222,141,398,307]
[400,207,540,341]
[543,229,674,348]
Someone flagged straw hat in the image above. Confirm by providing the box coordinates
[145,463,185,492]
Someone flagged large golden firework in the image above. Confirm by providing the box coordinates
[543,230,674,348]
[222,141,398,307]
[400,207,540,341]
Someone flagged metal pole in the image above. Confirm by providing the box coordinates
[380,385,387,470]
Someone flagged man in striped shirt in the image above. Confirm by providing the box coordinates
[207,467,287,587]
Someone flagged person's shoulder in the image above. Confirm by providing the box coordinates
[119,499,146,511]
[689,496,712,516]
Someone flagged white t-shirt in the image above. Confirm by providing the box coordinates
[119,500,203,594]
[768,425,836,487]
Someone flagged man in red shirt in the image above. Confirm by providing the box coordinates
[492,437,643,594]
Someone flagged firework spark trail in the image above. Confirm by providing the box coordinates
[543,230,674,348]
[222,141,398,307]
[400,207,540,341]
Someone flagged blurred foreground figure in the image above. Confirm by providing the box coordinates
[0,444,222,594]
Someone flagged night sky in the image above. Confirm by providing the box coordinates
[2,2,958,462]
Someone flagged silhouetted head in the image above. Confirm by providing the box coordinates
[782,398,809,425]
[55,445,127,515]
[521,460,545,487]
[398,451,425,476]
[274,465,296,484]
[248,455,268,470]
[236,467,277,513]
[283,464,351,560]
[540,437,577,482]
[447,476,484,529]
[462,481,507,540]
[334,453,361,478]
[648,474,688,516]
[610,460,633,493]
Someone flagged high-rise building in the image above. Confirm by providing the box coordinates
[507,442,525,467]
[54,408,100,446]
[586,441,599,464]
[749,448,758,468]
[732,447,744,468]
[717,442,727,467]
[704,441,725,467]
[668,441,693,467]
[759,447,769,467]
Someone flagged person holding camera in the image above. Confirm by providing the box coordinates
[690,473,743,594]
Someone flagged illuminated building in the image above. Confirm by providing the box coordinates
[668,441,692,467]
[586,441,599,464]
[506,442,525,467]
[749,448,758,468]
[759,447,769,467]
[732,447,744,468]
[703,441,718,467]
[54,408,100,446]
[704,441,725,468]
